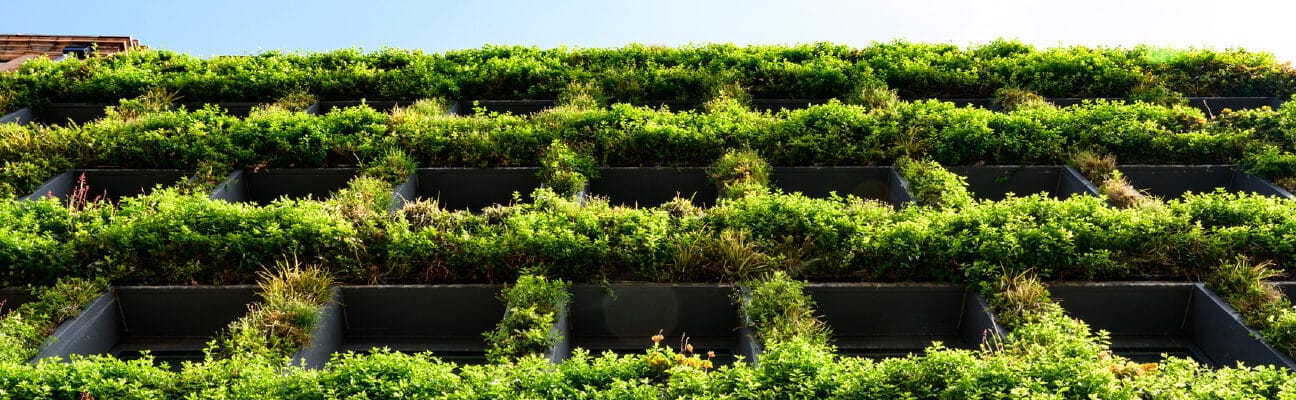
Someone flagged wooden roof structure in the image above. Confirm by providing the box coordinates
[0,35,140,71]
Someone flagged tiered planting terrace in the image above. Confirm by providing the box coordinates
[2,41,1296,397]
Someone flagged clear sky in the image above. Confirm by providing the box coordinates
[6,0,1294,62]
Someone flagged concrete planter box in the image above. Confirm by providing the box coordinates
[209,169,360,206]
[394,168,541,211]
[1050,282,1295,368]
[769,167,913,208]
[31,286,259,369]
[804,283,1004,359]
[294,285,508,367]
[946,165,1099,201]
[1119,165,1292,200]
[589,167,717,208]
[25,169,190,204]
[566,284,757,366]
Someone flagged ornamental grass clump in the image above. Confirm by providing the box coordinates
[1207,257,1296,359]
[210,259,334,361]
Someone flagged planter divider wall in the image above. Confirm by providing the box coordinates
[290,289,344,369]
[0,108,34,125]
[947,165,1099,201]
[1119,165,1292,200]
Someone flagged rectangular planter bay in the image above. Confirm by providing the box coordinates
[589,167,717,207]
[1119,165,1292,200]
[947,165,1099,201]
[566,284,756,366]
[1050,282,1294,368]
[294,285,507,367]
[32,286,259,369]
[456,100,556,116]
[750,99,827,112]
[178,101,265,118]
[805,283,1004,359]
[25,169,190,204]
[770,167,913,208]
[0,288,36,316]
[400,168,541,211]
[209,169,359,206]
[29,103,110,125]
[315,100,434,114]
[1189,97,1282,117]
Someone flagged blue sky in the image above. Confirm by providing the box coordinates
[7,0,1294,62]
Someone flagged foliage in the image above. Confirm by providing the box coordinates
[894,156,973,209]
[1207,257,1296,360]
[484,274,571,362]
[209,259,335,362]
[710,149,772,200]
[537,140,597,198]
[0,277,108,363]
[741,271,831,346]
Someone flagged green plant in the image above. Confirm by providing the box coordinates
[894,156,972,209]
[0,277,108,363]
[211,258,335,361]
[537,140,598,198]
[740,271,830,346]
[982,270,1057,329]
[709,150,771,200]
[360,148,417,185]
[845,82,900,110]
[993,87,1052,112]
[1129,75,1188,108]
[272,91,318,112]
[484,274,570,362]
[1098,170,1149,209]
[1207,257,1296,359]
[556,81,605,110]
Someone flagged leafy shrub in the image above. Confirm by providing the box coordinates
[894,157,972,209]
[537,140,597,198]
[484,274,570,362]
[0,277,108,363]
[710,149,771,199]
[741,272,830,346]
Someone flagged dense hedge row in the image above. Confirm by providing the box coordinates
[2,41,1294,110]
[6,96,1296,198]
[5,181,1296,288]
